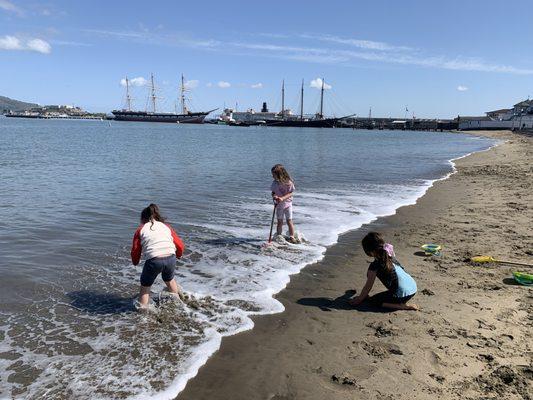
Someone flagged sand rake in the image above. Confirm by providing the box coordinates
[470,255,533,268]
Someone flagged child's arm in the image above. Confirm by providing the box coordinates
[164,223,185,258]
[131,227,142,266]
[274,183,295,202]
[170,227,185,258]
[350,270,377,305]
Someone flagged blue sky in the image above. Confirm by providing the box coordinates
[1,0,532,118]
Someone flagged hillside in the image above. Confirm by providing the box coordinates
[0,96,39,112]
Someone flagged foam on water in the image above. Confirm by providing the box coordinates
[0,122,499,399]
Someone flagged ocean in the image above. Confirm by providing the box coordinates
[0,118,496,399]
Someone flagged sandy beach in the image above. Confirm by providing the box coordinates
[178,130,532,400]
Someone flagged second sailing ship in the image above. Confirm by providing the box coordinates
[111,74,215,123]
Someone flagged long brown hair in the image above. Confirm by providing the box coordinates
[140,203,165,230]
[361,232,393,272]
[271,164,292,184]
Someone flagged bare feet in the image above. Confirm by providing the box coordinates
[382,302,420,311]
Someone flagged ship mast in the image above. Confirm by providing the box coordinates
[300,79,304,120]
[319,78,325,120]
[125,77,132,111]
[150,73,157,113]
[180,74,187,114]
[281,79,285,118]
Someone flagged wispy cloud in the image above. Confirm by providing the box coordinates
[0,35,51,53]
[0,0,23,15]
[81,27,533,75]
[300,33,413,52]
[251,83,263,89]
[217,81,231,88]
[83,29,146,39]
[457,85,468,91]
[51,40,92,47]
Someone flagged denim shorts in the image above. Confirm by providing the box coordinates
[140,254,176,287]
[368,290,416,306]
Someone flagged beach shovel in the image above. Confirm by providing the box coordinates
[266,202,277,245]
[470,255,533,268]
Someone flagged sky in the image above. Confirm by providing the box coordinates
[1,0,532,118]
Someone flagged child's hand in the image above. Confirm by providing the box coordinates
[273,195,281,203]
[348,296,364,306]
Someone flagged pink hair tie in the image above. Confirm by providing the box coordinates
[383,243,395,257]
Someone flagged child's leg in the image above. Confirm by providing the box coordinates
[286,219,295,238]
[164,278,184,298]
[285,206,295,239]
[276,219,283,235]
[139,285,151,306]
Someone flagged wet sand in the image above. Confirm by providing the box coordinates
[178,130,532,400]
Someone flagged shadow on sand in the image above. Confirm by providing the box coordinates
[297,290,390,313]
[502,277,526,286]
[67,290,136,315]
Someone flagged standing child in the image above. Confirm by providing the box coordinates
[131,204,185,308]
[349,232,418,310]
[271,164,296,243]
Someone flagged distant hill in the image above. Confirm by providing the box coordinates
[0,96,39,113]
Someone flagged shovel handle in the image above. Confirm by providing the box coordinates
[497,260,533,268]
[268,202,277,243]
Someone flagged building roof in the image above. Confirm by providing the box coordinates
[513,99,533,107]
[455,116,490,121]
[486,108,512,114]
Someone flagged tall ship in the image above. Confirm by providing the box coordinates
[111,74,215,123]
[220,78,352,128]
[265,79,344,128]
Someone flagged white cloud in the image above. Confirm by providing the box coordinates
[26,38,51,54]
[0,35,51,53]
[251,83,263,89]
[217,81,231,88]
[206,82,213,87]
[184,79,199,89]
[0,35,21,50]
[0,0,22,15]
[457,85,468,91]
[120,77,148,87]
[310,78,332,90]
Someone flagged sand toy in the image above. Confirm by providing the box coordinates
[470,255,533,267]
[421,244,441,256]
[512,271,533,286]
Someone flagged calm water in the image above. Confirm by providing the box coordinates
[0,118,495,399]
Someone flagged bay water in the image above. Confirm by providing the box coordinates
[0,118,496,399]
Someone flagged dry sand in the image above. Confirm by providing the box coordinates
[178,130,532,400]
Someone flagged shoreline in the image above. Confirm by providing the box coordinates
[161,131,499,398]
[177,130,532,400]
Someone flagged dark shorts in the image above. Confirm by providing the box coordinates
[367,291,416,306]
[140,255,176,287]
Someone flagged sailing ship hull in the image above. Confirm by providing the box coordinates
[111,110,209,124]
[265,118,339,128]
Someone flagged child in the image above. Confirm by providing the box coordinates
[349,232,418,311]
[271,164,296,243]
[131,204,185,308]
